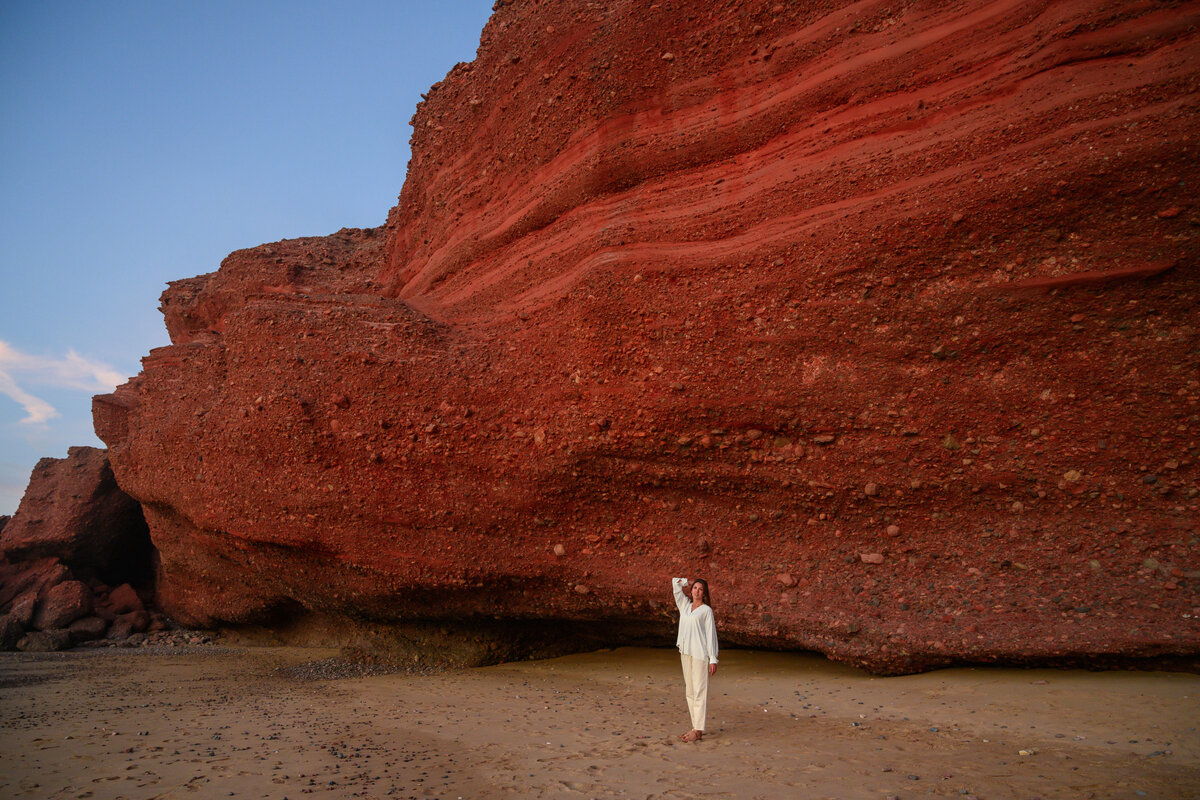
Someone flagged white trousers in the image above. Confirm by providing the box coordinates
[680,653,709,731]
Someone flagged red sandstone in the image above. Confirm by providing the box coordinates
[0,449,160,650]
[94,0,1199,673]
[0,446,150,586]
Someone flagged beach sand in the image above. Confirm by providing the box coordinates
[1,645,1196,799]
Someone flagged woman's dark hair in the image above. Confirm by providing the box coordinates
[691,578,713,611]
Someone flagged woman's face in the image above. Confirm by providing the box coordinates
[691,581,705,602]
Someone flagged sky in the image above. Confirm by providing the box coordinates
[0,0,496,514]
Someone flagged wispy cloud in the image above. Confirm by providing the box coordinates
[0,340,125,425]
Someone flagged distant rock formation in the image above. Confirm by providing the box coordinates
[94,0,1199,673]
[1,446,152,585]
[0,447,167,651]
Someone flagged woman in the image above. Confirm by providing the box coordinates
[672,576,718,742]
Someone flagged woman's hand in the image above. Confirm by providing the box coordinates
[709,663,718,676]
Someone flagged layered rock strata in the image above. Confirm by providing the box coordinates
[95,0,1199,673]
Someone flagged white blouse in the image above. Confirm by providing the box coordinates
[673,577,719,664]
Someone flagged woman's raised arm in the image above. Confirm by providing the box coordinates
[672,577,690,614]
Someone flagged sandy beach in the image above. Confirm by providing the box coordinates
[1,645,1196,800]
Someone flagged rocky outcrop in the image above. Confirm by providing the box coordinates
[1,446,152,586]
[94,0,1198,673]
[0,449,171,651]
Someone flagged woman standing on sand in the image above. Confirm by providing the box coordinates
[672,576,718,743]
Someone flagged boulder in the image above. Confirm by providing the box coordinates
[9,592,37,627]
[17,629,72,652]
[67,616,109,643]
[0,557,71,611]
[106,609,150,642]
[124,609,150,633]
[106,616,132,640]
[106,583,144,615]
[32,579,91,630]
[108,610,150,640]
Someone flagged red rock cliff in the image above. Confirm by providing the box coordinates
[95,0,1200,673]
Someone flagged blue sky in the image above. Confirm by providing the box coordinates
[0,0,495,514]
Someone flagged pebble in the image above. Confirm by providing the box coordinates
[860,553,885,565]
[864,483,879,497]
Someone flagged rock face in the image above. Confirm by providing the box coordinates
[94,0,1199,673]
[0,449,169,651]
[1,446,153,586]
